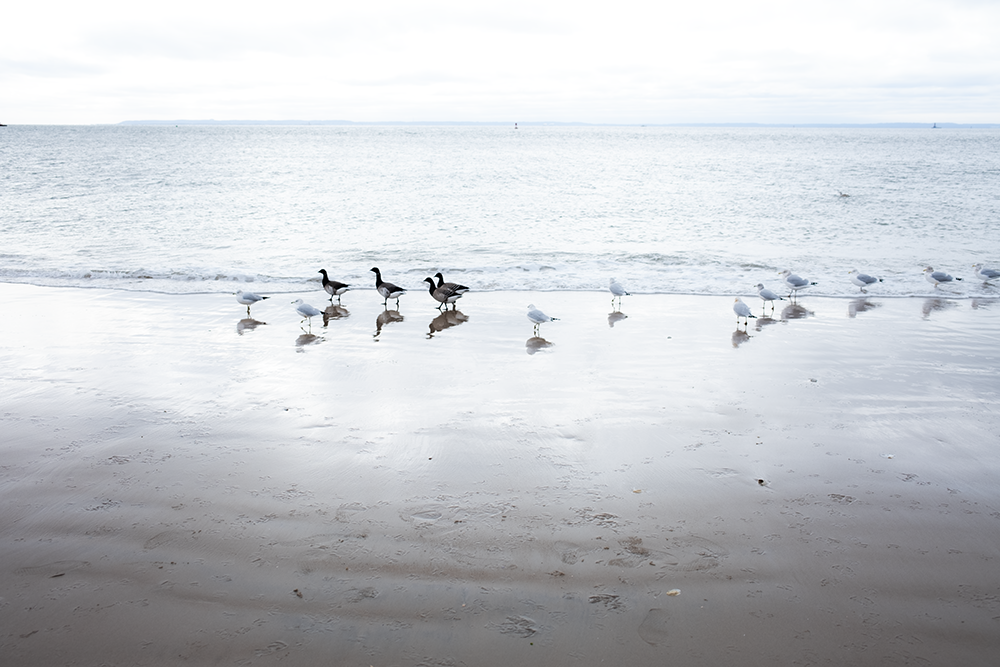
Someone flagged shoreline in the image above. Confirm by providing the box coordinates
[1,278,996,301]
[2,283,999,665]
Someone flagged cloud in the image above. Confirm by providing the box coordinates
[1,0,998,123]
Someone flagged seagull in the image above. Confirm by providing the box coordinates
[423,277,461,309]
[318,269,349,302]
[609,278,630,305]
[235,290,269,315]
[370,267,406,307]
[434,272,470,296]
[733,297,756,325]
[527,304,558,332]
[972,263,1000,283]
[292,298,322,325]
[924,266,962,287]
[848,269,883,293]
[779,270,818,297]
[755,283,784,311]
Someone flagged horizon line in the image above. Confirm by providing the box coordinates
[113,120,996,128]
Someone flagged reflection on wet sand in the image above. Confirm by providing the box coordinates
[525,336,554,355]
[753,315,780,332]
[428,309,469,338]
[323,305,349,326]
[848,298,880,318]
[971,298,997,310]
[731,328,751,348]
[780,303,813,321]
[922,298,958,318]
[295,333,322,350]
[607,311,628,328]
[236,318,265,335]
[374,309,404,339]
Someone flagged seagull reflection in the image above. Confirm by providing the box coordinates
[608,311,628,328]
[526,336,555,355]
[295,333,322,349]
[971,298,998,310]
[323,304,349,326]
[731,329,751,347]
[780,303,813,321]
[428,308,469,338]
[753,316,779,332]
[374,309,404,338]
[236,318,265,335]
[848,298,880,318]
[922,298,957,319]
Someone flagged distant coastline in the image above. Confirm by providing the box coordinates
[115,119,1000,129]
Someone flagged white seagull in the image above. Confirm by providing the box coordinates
[292,298,322,324]
[527,304,558,331]
[236,290,269,315]
[733,297,756,325]
[924,266,962,287]
[609,278,630,304]
[755,283,784,311]
[972,263,1000,283]
[370,267,406,307]
[779,270,818,297]
[848,269,883,293]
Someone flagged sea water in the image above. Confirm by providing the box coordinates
[2,124,998,298]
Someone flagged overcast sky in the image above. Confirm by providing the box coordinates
[2,0,998,124]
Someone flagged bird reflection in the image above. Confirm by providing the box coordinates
[525,336,554,355]
[428,308,469,338]
[971,298,997,310]
[780,303,813,321]
[848,298,880,318]
[295,333,322,350]
[753,316,779,332]
[236,318,265,335]
[731,329,751,348]
[374,309,404,338]
[922,298,956,319]
[323,304,349,326]
[608,311,628,328]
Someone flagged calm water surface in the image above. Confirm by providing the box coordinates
[2,125,998,297]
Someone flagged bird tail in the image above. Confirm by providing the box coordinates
[955,277,963,281]
[261,295,270,300]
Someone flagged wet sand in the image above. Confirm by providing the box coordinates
[2,283,1000,666]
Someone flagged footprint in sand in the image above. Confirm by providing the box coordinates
[555,541,580,565]
[638,608,671,646]
[664,535,729,571]
[345,586,379,603]
[494,615,538,638]
[143,530,199,550]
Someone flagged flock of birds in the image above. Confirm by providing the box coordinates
[235,267,472,325]
[730,264,999,326]
[233,262,1000,332]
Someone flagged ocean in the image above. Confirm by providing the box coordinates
[2,124,998,298]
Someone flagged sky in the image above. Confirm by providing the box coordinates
[2,0,998,125]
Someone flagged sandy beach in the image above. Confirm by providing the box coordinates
[2,282,999,666]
